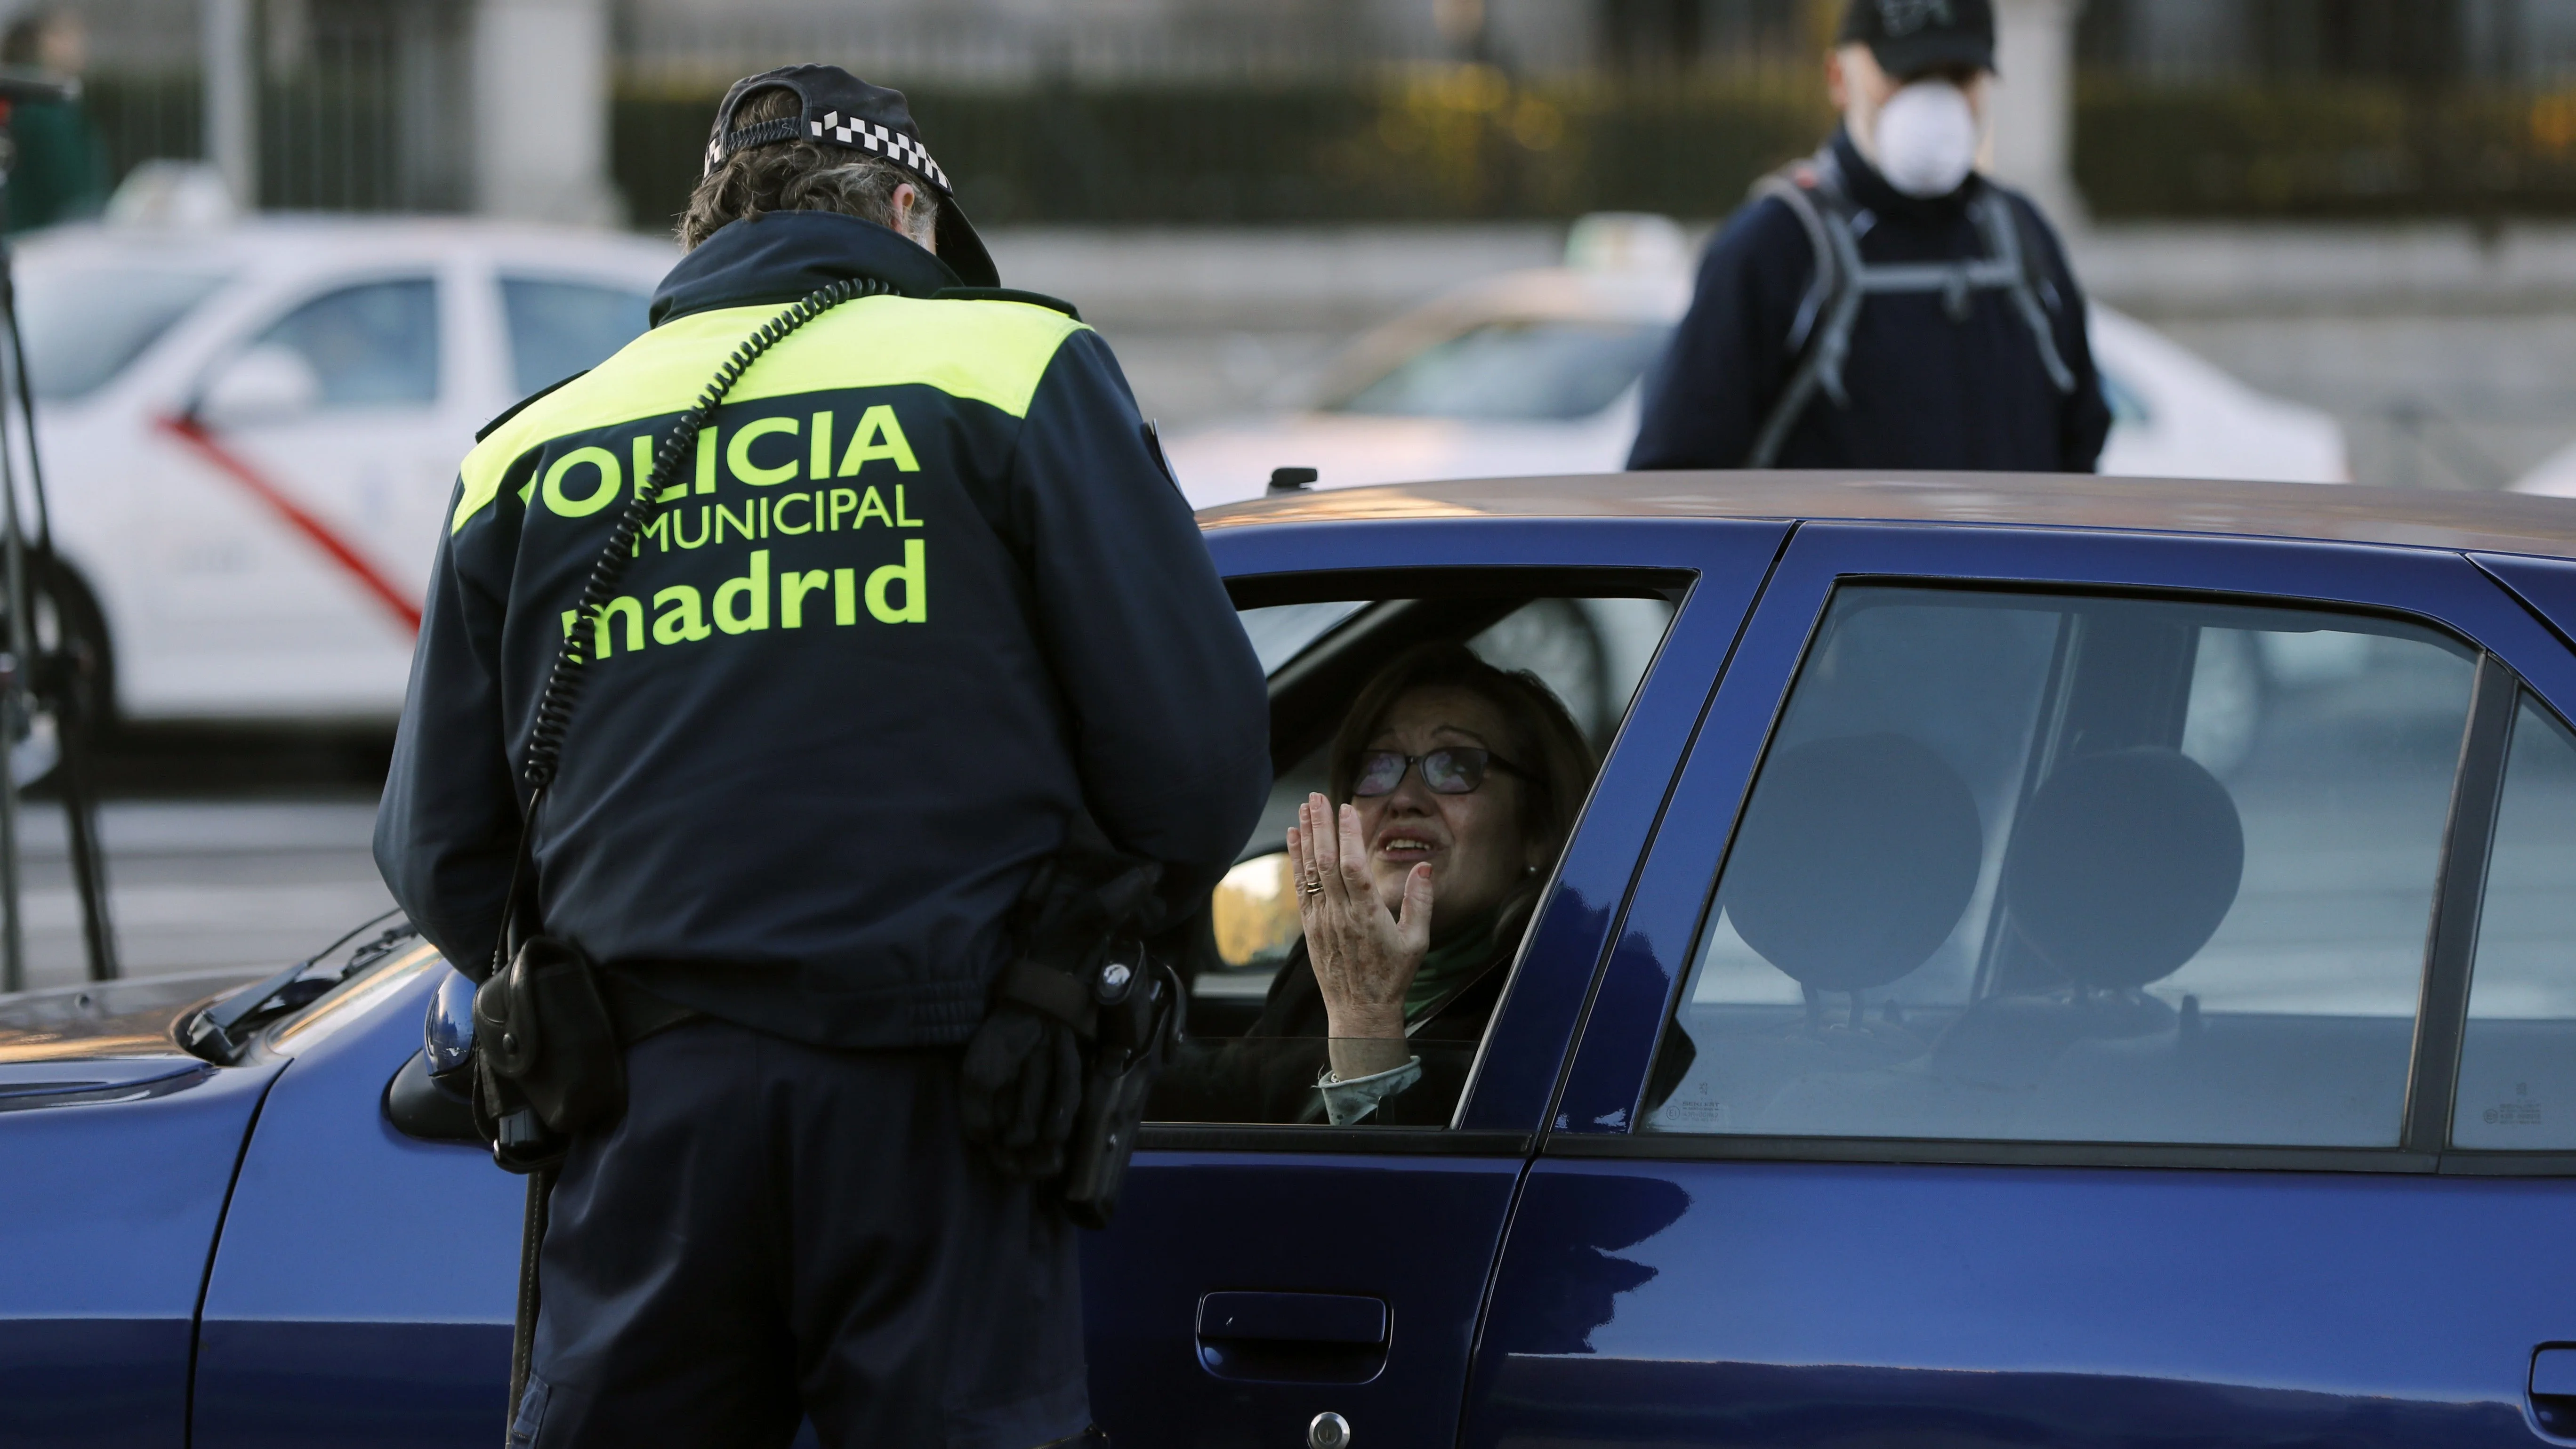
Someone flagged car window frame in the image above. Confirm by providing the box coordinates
[1141,518,1793,1156]
[493,271,654,398]
[201,269,447,416]
[1544,520,2576,1177]
[2446,681,2576,1157]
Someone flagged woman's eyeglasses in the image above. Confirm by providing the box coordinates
[1352,748,1523,797]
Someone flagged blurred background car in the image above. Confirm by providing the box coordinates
[2512,437,2576,500]
[1161,214,2349,509]
[18,178,672,728]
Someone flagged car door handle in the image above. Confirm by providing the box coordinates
[2532,1345,2576,1435]
[1196,1292,1389,1385]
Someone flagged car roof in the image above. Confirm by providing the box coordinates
[1199,471,2576,563]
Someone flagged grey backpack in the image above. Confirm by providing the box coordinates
[1744,145,2077,468]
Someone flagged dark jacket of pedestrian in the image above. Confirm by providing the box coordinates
[1627,128,2110,475]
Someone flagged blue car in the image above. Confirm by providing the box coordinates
[11,471,2576,1449]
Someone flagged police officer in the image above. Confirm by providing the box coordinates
[1627,0,2111,474]
[375,66,1270,1448]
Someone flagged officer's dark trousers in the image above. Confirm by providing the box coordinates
[510,1018,1090,1449]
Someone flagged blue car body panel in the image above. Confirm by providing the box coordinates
[2474,550,2576,652]
[192,950,518,1449]
[1494,521,2576,1446]
[0,1057,279,1449]
[1467,1160,2543,1447]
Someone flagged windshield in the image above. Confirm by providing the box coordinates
[1327,319,1671,421]
[21,267,227,401]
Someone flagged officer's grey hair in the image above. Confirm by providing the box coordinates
[678,86,942,252]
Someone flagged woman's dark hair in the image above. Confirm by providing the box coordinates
[678,85,939,251]
[1328,641,1599,878]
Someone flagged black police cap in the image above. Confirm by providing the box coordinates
[1837,0,1995,79]
[703,64,999,288]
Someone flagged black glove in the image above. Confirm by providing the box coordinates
[959,1000,1085,1180]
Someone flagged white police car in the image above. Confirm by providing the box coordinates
[18,202,673,725]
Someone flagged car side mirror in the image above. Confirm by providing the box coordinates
[196,343,320,424]
[385,1048,482,1144]
[386,968,482,1146]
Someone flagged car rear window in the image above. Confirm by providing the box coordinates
[1325,319,1670,421]
[20,267,226,401]
[1645,586,2479,1149]
[501,277,651,397]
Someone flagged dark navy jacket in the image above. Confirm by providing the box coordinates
[375,210,1271,1049]
[1628,129,2111,474]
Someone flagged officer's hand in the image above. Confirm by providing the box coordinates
[959,1001,1084,1180]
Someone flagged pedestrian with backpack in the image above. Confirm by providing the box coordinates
[1627,0,2111,474]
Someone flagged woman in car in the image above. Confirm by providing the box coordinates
[1159,642,1597,1125]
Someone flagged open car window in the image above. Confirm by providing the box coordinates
[1151,574,1680,1129]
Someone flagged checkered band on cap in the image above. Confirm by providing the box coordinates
[808,111,951,193]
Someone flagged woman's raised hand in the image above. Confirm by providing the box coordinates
[1288,791,1433,1047]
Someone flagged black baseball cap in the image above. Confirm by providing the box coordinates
[703,64,999,288]
[1837,0,1995,78]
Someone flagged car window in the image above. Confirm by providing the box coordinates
[1326,320,1670,421]
[1645,586,2478,1148]
[19,268,226,401]
[1164,587,1680,1128]
[501,277,651,397]
[251,278,440,408]
[2453,693,2576,1149]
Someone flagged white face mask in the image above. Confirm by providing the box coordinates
[1870,79,1980,199]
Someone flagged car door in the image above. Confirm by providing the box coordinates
[1467,523,2576,1447]
[190,941,521,1449]
[155,271,461,713]
[0,1019,282,1449]
[1084,516,1785,1449]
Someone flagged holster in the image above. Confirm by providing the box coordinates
[468,786,628,1175]
[995,819,1181,1229]
[1054,943,1183,1229]
[471,934,626,1175]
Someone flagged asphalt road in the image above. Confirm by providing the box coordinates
[9,793,394,992]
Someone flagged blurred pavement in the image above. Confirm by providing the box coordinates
[12,799,394,990]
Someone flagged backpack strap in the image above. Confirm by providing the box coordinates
[1971,190,2077,395]
[1746,146,1868,468]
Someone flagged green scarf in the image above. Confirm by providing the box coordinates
[1403,901,1516,1021]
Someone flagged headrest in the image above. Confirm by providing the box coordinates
[2001,746,2243,990]
[1723,733,1982,994]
